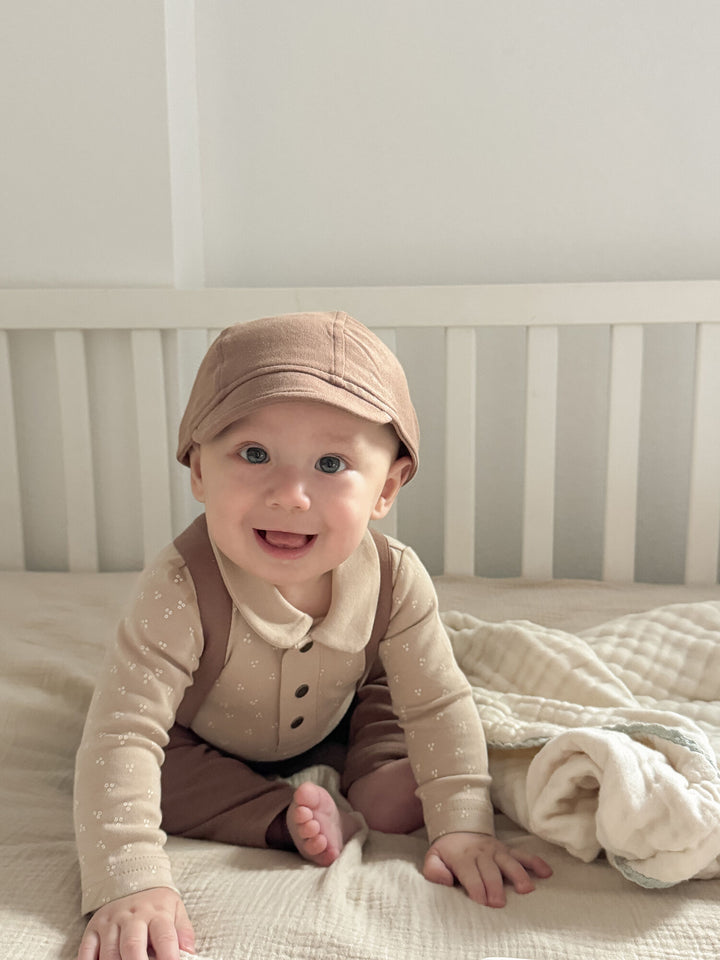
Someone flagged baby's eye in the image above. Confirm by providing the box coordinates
[240,446,269,464]
[316,455,346,474]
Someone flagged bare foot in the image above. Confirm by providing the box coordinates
[286,781,359,867]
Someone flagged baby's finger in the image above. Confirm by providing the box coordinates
[174,899,196,956]
[146,915,184,960]
[422,849,456,888]
[495,851,537,895]
[479,858,508,908]
[460,856,505,908]
[510,847,554,879]
[96,924,122,960]
[76,927,100,960]
[118,917,154,960]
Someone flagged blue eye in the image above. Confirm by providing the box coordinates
[316,455,346,474]
[240,446,269,464]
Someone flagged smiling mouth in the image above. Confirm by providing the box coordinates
[257,529,316,551]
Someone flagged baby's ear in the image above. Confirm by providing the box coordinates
[371,456,413,519]
[188,445,206,503]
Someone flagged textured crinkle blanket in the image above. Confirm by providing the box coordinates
[444,601,720,888]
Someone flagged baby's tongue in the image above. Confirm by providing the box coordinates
[264,530,309,549]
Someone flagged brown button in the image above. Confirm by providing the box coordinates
[295,684,309,698]
[290,716,304,729]
[299,640,313,653]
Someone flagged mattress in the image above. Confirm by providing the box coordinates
[2,570,720,960]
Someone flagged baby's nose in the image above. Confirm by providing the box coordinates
[266,468,311,511]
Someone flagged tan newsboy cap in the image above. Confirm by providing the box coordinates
[176,311,419,482]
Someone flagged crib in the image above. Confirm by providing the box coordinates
[2,282,720,960]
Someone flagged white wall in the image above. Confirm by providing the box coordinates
[2,1,718,288]
[0,1,173,287]
[196,1,720,288]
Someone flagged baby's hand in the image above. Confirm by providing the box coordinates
[423,831,552,908]
[77,886,195,960]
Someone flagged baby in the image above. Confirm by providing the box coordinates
[74,311,551,960]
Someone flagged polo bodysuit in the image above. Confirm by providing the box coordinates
[74,529,494,914]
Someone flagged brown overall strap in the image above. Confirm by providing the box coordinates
[363,527,394,681]
[173,514,233,728]
[173,517,393,729]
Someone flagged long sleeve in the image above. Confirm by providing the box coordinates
[380,544,495,843]
[74,545,203,914]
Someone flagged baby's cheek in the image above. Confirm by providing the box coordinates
[327,505,369,548]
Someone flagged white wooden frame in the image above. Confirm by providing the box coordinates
[2,281,720,581]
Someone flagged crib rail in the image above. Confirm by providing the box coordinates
[2,282,720,583]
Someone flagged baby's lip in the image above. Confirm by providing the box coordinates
[258,530,315,550]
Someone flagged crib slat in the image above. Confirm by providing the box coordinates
[163,329,183,536]
[602,325,643,582]
[444,327,477,575]
[522,326,558,580]
[685,323,720,584]
[0,331,25,569]
[164,328,212,534]
[131,330,173,565]
[371,328,399,540]
[54,331,99,571]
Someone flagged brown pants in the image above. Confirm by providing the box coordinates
[160,667,406,849]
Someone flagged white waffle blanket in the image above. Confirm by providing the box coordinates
[445,601,720,887]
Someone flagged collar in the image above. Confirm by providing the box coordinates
[211,529,380,652]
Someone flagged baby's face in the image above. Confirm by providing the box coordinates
[189,400,410,604]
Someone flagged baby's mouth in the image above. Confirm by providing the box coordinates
[258,530,315,550]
